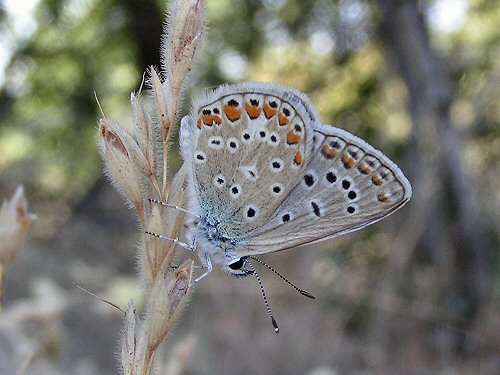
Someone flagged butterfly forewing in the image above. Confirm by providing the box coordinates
[240,124,412,254]
[183,83,320,238]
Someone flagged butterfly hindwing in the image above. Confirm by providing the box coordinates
[240,123,412,254]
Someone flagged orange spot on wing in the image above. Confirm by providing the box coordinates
[377,192,389,202]
[263,104,278,119]
[357,162,370,174]
[293,150,303,165]
[224,105,242,122]
[202,114,213,126]
[341,153,355,169]
[372,175,383,186]
[245,102,262,119]
[278,113,290,126]
[213,115,222,125]
[321,145,338,158]
[286,131,302,145]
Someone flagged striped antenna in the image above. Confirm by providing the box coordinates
[249,256,315,299]
[247,260,279,333]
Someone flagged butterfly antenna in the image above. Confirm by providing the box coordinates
[148,198,201,220]
[72,282,125,314]
[247,261,279,333]
[248,256,315,299]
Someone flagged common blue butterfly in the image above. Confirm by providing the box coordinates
[176,82,412,281]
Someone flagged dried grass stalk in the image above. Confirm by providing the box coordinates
[0,186,36,312]
[97,0,207,373]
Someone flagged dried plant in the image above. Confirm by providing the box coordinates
[97,0,207,374]
[0,185,37,312]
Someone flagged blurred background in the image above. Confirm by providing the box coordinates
[0,0,499,374]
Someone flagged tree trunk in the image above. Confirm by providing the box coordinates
[376,0,490,354]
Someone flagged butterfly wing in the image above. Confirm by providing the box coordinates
[180,82,320,239]
[238,122,412,254]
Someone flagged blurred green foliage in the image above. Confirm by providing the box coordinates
[0,0,498,236]
[1,1,138,199]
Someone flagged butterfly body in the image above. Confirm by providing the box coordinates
[179,82,411,276]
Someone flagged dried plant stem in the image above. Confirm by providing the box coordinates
[98,1,206,373]
[160,93,182,195]
[0,186,36,314]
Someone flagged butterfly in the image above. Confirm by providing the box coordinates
[175,82,412,282]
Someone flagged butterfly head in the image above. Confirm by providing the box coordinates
[192,217,252,276]
[226,256,253,277]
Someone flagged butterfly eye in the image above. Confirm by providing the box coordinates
[228,258,245,270]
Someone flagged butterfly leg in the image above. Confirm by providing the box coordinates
[148,198,201,220]
[144,231,196,251]
[191,253,212,285]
